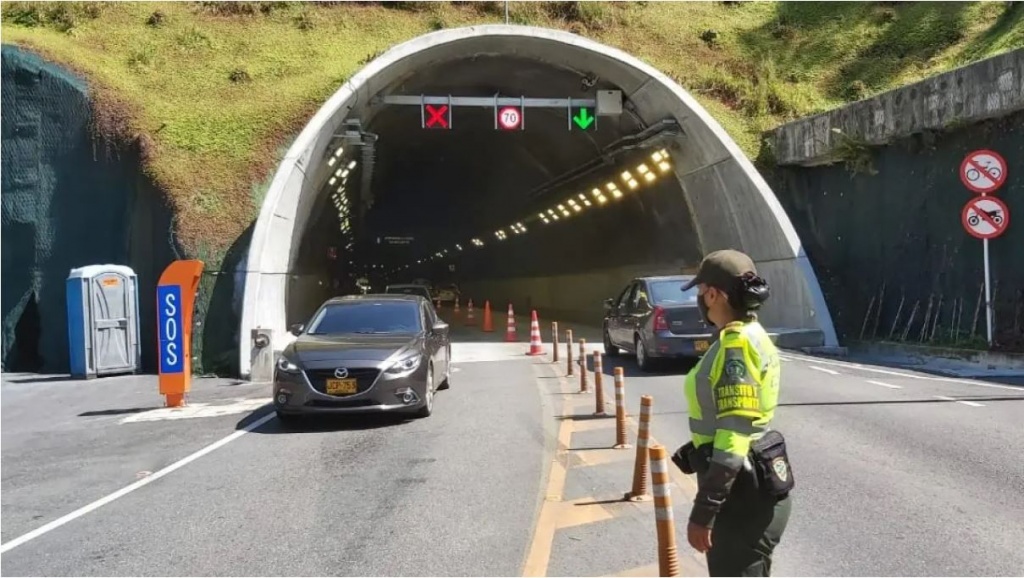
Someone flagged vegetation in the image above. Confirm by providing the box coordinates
[2,1,1022,256]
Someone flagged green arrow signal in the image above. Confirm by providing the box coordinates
[573,107,595,130]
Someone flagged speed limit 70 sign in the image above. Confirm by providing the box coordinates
[497,106,523,131]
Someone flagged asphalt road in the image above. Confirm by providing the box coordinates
[1,333,552,576]
[605,349,1024,577]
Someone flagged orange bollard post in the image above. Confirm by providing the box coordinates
[578,339,589,393]
[482,300,494,332]
[505,303,517,342]
[593,350,607,416]
[613,367,631,449]
[566,329,574,376]
[552,322,560,363]
[627,395,654,501]
[650,444,681,577]
[465,299,476,326]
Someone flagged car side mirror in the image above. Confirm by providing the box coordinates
[603,298,615,309]
[432,321,449,334]
[289,323,304,336]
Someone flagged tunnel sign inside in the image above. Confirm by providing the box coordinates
[423,104,450,129]
[962,196,1009,240]
[572,107,595,130]
[497,106,522,130]
[960,149,1006,194]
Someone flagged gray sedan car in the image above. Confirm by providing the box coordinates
[273,294,451,423]
[602,275,717,372]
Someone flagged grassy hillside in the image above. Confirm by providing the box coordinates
[3,1,1022,256]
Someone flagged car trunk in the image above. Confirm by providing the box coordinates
[660,305,711,335]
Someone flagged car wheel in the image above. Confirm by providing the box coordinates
[416,366,435,418]
[635,335,654,373]
[604,326,620,357]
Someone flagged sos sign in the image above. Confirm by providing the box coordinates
[156,285,184,374]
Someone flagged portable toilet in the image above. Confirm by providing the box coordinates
[66,265,141,379]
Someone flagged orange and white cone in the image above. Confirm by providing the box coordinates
[465,299,476,326]
[505,303,517,342]
[527,311,544,356]
[454,298,460,314]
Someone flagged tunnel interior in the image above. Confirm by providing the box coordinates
[289,54,700,324]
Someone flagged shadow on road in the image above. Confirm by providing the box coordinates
[235,405,416,434]
[78,406,160,417]
[5,374,78,384]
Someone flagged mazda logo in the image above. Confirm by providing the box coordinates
[334,368,349,379]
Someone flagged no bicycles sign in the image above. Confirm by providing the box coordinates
[960,149,1007,194]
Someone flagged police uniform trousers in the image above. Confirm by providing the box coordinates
[705,477,792,577]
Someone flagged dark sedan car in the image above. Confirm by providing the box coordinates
[602,275,717,371]
[273,294,451,423]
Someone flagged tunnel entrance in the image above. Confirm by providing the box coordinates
[240,25,838,378]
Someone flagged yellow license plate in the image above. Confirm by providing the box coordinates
[694,340,710,352]
[326,378,357,395]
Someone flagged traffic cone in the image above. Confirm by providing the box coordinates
[505,303,517,342]
[454,298,460,314]
[465,299,476,326]
[482,300,494,332]
[527,311,544,355]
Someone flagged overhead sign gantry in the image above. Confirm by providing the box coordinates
[382,90,623,132]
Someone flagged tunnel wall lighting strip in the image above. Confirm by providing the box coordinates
[394,149,674,271]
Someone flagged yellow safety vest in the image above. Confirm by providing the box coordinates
[683,319,781,470]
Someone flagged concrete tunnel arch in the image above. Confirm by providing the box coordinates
[238,24,838,378]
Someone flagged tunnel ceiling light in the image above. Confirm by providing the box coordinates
[591,188,602,198]
[597,194,608,204]
[621,170,633,181]
[551,213,560,221]
[538,212,546,219]
[329,177,337,186]
[644,172,656,182]
[561,209,571,217]
[578,193,587,201]
[627,178,639,189]
[348,160,357,170]
[456,244,463,251]
[335,168,344,177]
[658,161,671,172]
[612,189,623,199]
[337,186,345,194]
[606,182,617,192]
[637,164,650,174]
[542,217,550,224]
[328,157,337,167]
[651,151,663,162]
[547,209,556,216]
[341,169,350,178]
[557,204,566,211]
[334,146,344,158]
[568,199,579,207]
[572,205,582,213]
[583,199,592,207]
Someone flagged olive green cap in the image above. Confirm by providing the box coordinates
[681,249,757,291]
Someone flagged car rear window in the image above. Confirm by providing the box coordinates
[387,286,431,299]
[649,281,699,305]
[307,301,422,335]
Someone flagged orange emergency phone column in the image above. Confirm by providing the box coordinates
[156,260,204,407]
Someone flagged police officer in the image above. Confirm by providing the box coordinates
[673,249,794,577]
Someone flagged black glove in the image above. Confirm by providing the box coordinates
[672,442,695,474]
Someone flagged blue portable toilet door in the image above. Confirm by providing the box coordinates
[90,272,136,373]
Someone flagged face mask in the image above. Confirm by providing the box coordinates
[697,291,712,325]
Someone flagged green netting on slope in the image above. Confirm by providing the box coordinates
[0,44,179,373]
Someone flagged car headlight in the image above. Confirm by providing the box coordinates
[276,356,301,373]
[385,354,422,375]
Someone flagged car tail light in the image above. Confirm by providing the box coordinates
[653,306,669,331]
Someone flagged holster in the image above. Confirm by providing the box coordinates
[749,429,795,497]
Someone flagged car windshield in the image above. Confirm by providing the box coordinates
[307,301,422,335]
[649,280,700,305]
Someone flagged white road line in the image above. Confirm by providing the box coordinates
[808,365,840,376]
[934,395,984,408]
[780,353,1022,392]
[0,411,276,555]
[867,379,903,389]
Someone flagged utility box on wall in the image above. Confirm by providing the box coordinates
[66,264,141,379]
